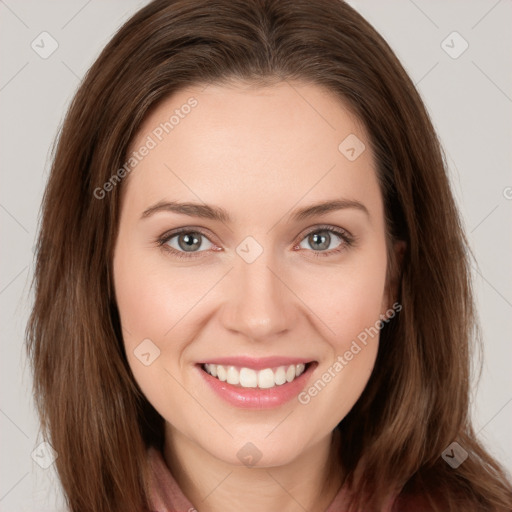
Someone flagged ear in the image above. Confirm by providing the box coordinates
[381,240,406,317]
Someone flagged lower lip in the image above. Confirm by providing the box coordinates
[197,363,317,409]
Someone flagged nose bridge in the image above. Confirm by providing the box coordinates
[221,244,294,340]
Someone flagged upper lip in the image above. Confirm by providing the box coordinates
[198,356,315,370]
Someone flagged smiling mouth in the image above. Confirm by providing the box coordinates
[200,361,316,389]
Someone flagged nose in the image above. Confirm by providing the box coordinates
[219,250,297,342]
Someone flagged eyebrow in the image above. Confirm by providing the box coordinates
[140,198,369,223]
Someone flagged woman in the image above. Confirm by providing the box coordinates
[26,0,512,511]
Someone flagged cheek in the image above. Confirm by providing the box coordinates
[299,251,388,349]
[114,242,207,347]
[294,269,386,421]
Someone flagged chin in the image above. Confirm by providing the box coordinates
[201,430,314,469]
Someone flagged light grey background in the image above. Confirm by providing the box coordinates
[1,1,511,510]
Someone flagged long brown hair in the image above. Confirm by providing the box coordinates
[26,1,512,511]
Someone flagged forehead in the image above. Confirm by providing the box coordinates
[122,80,381,222]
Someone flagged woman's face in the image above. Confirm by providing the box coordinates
[113,80,395,467]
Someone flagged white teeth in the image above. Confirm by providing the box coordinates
[286,365,296,382]
[258,368,275,389]
[226,366,239,385]
[274,366,287,385]
[216,365,227,381]
[239,368,257,388]
[203,363,308,389]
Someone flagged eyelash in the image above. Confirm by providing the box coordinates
[156,225,355,260]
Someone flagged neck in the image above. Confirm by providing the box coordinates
[163,427,344,512]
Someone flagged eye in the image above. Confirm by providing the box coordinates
[158,229,215,259]
[296,226,354,257]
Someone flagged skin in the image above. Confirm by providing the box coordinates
[113,80,402,512]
